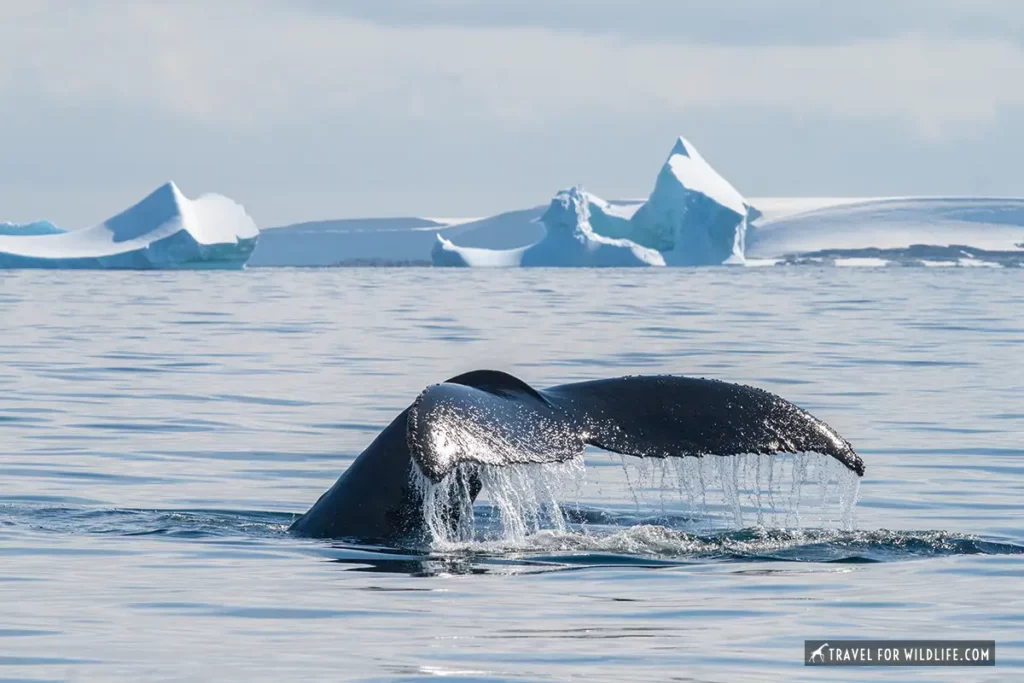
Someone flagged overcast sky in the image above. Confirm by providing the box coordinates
[2,1,1023,227]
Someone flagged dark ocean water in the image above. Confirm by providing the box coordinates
[0,268,1021,682]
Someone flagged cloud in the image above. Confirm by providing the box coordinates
[2,1,1023,138]
[299,0,1024,47]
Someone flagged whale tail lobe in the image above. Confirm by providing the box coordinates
[408,371,864,483]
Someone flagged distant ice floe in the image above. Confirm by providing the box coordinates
[0,182,258,269]
[0,220,64,237]
[432,187,664,268]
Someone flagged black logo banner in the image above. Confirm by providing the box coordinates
[804,640,995,667]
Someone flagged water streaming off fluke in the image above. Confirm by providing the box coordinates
[410,451,861,548]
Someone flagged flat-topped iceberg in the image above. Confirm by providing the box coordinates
[743,196,1024,267]
[432,187,664,267]
[248,208,546,267]
[0,182,258,269]
[747,197,1024,259]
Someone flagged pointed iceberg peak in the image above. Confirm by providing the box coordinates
[541,185,593,236]
[142,181,184,203]
[656,137,746,216]
[620,136,750,264]
[668,136,697,160]
[665,138,761,226]
[105,181,189,243]
[105,181,256,248]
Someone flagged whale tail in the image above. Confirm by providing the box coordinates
[293,370,863,542]
[407,371,864,483]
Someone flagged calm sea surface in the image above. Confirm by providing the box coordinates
[0,268,1021,682]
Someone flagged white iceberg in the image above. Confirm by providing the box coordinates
[248,217,450,267]
[432,187,664,267]
[746,196,1024,266]
[0,182,258,269]
[627,137,750,264]
[559,137,753,265]
[248,208,546,267]
[250,136,753,268]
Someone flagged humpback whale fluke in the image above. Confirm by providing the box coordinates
[290,370,863,542]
